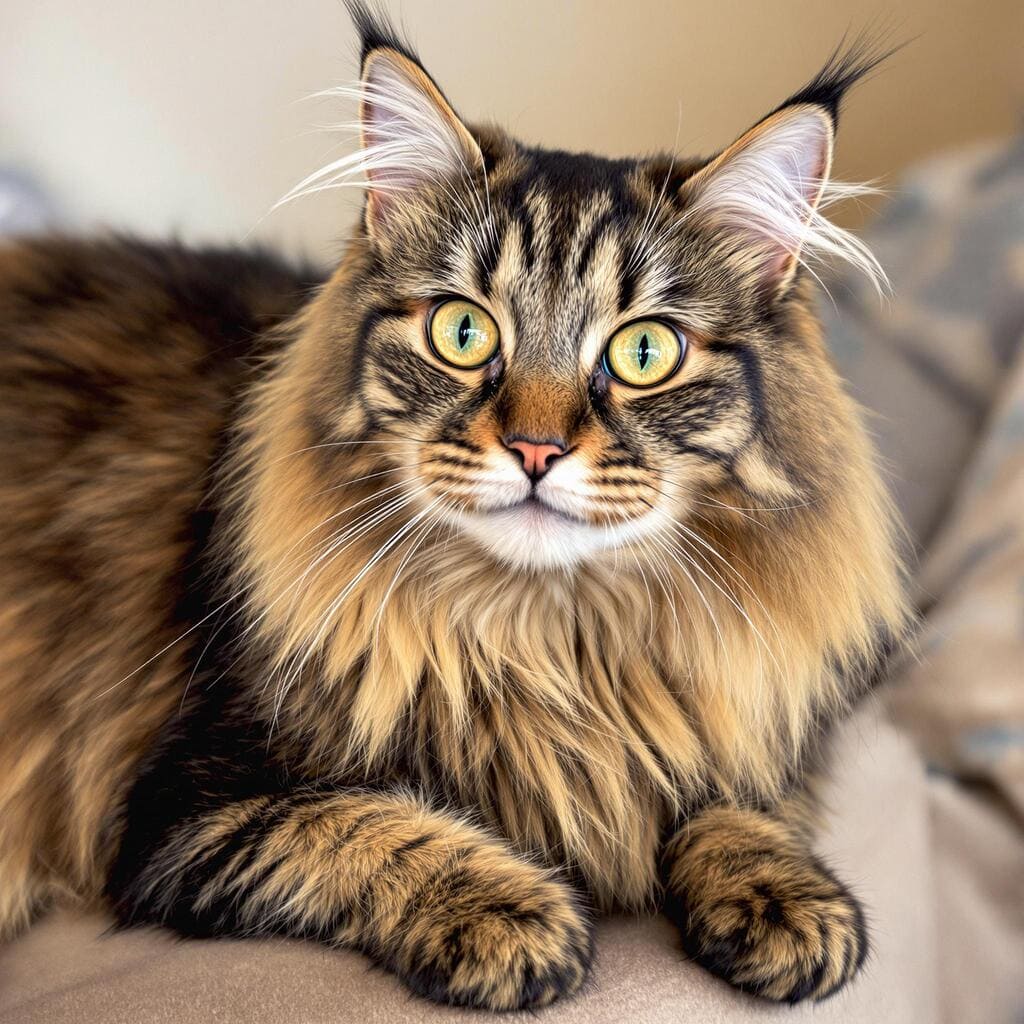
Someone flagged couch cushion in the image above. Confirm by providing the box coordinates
[0,707,935,1024]
[823,135,1024,548]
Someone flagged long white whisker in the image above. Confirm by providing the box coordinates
[268,493,444,726]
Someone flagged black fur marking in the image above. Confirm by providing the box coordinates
[704,340,766,431]
[369,342,464,419]
[575,210,619,281]
[514,204,536,271]
[774,34,901,125]
[617,245,639,313]
[353,304,412,392]
[347,1,422,70]
[662,852,868,1005]
[475,222,504,297]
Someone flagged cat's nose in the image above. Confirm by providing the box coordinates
[502,436,568,481]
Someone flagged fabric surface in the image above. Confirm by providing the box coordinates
[824,135,1024,548]
[880,283,1024,1024]
[887,328,1024,821]
[929,778,1024,1024]
[0,707,937,1024]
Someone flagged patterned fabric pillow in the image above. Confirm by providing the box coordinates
[823,135,1024,548]
[887,331,1024,820]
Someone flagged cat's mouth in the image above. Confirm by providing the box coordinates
[508,494,587,525]
[451,487,658,571]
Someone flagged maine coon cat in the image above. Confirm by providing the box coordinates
[0,3,906,1010]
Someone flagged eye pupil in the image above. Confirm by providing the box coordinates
[637,333,650,370]
[604,320,683,388]
[458,314,472,350]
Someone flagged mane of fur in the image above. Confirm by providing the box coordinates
[227,279,907,909]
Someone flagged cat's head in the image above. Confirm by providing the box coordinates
[279,4,890,575]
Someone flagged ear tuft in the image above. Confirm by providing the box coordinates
[275,2,484,235]
[357,48,484,232]
[345,0,419,68]
[775,31,901,125]
[680,36,897,299]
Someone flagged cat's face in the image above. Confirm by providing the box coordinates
[350,149,777,571]
[300,31,883,572]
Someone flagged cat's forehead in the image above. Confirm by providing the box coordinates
[478,148,693,365]
[494,148,653,248]
[514,148,648,199]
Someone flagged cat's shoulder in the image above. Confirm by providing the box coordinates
[0,233,319,362]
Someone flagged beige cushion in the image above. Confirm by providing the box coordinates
[0,706,937,1024]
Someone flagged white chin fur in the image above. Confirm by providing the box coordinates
[455,502,658,571]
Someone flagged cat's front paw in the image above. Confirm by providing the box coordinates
[388,844,593,1011]
[663,811,868,1003]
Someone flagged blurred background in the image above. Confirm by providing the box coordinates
[2,0,1022,259]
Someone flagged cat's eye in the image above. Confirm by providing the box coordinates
[428,299,500,369]
[603,320,684,388]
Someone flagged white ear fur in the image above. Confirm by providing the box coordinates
[358,48,483,232]
[273,48,483,234]
[682,104,885,296]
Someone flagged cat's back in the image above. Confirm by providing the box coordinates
[0,236,313,930]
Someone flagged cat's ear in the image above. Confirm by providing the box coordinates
[681,104,834,297]
[680,45,889,298]
[351,5,484,236]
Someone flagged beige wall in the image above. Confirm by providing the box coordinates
[3,0,1022,260]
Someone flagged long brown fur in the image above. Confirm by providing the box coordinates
[0,237,313,934]
[233,267,903,911]
[0,5,907,1012]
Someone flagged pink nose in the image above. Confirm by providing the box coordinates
[504,437,568,481]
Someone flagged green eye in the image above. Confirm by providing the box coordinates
[603,320,683,388]
[428,299,500,368]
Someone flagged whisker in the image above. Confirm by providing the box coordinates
[268,491,446,727]
[368,495,450,647]
[643,530,732,672]
[645,506,783,678]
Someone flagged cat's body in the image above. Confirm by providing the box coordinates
[0,237,311,930]
[0,5,906,1012]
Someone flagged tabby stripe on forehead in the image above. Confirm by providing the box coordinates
[474,229,504,298]
[616,244,639,313]
[511,203,536,272]
[574,210,618,281]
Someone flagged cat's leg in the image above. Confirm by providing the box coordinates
[660,804,867,1003]
[108,787,592,1011]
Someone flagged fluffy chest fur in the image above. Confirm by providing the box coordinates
[229,366,894,908]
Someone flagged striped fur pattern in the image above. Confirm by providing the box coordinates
[110,749,593,1011]
[0,3,906,1013]
[662,806,868,1002]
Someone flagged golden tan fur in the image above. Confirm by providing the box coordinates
[663,803,867,1000]
[231,268,905,911]
[0,12,907,1011]
[146,788,591,1010]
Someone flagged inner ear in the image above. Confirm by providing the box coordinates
[359,47,484,235]
[680,104,835,297]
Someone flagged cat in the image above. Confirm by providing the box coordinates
[0,1,907,1011]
